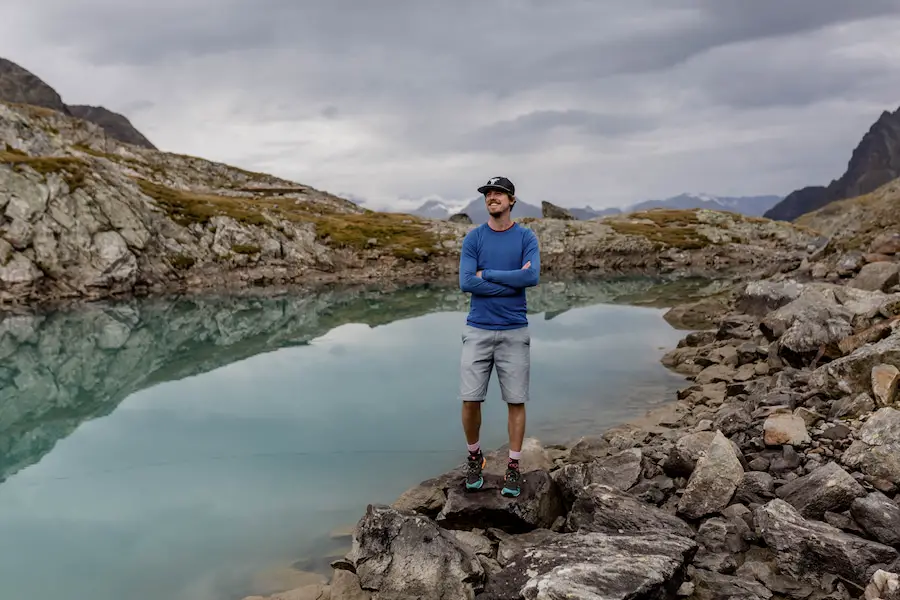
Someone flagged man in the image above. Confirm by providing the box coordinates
[457,176,540,498]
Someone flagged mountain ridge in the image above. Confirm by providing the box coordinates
[764,105,900,221]
[402,192,782,224]
[0,56,157,149]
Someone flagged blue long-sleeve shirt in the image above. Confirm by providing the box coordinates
[459,222,541,330]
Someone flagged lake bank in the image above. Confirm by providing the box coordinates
[0,275,703,600]
[300,270,900,600]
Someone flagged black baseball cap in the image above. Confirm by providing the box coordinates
[477,176,515,197]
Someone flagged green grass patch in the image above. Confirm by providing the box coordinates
[312,212,440,260]
[0,151,87,190]
[134,178,441,260]
[605,208,722,249]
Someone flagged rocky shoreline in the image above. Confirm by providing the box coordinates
[252,240,900,599]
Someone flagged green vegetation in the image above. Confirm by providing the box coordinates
[133,177,442,260]
[135,178,271,227]
[231,244,261,254]
[607,209,711,249]
[169,254,196,270]
[312,212,439,260]
[0,150,87,190]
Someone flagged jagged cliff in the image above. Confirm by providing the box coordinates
[765,105,900,221]
[0,57,156,149]
[0,100,822,306]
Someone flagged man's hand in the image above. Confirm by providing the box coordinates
[476,270,483,278]
[521,261,531,270]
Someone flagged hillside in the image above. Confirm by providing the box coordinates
[795,176,900,253]
[765,104,900,221]
[0,57,156,149]
[0,100,821,305]
[67,105,157,150]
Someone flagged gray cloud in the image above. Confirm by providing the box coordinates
[2,0,900,209]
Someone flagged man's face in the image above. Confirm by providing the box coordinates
[485,189,513,217]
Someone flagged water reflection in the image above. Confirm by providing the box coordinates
[0,275,706,600]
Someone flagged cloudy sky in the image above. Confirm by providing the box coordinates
[2,1,900,211]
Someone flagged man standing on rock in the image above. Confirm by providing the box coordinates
[457,176,540,498]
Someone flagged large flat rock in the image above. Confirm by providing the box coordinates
[566,483,695,539]
[436,470,564,534]
[754,499,898,587]
[478,530,697,600]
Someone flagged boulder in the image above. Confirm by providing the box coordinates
[762,412,811,447]
[695,364,735,385]
[873,364,900,407]
[541,201,575,220]
[663,297,730,330]
[853,262,900,292]
[692,516,753,574]
[448,213,473,224]
[735,279,804,317]
[663,431,717,478]
[734,471,776,505]
[435,470,564,533]
[865,569,900,600]
[551,448,642,505]
[754,499,898,587]
[344,504,484,600]
[810,331,900,398]
[871,232,900,255]
[566,483,695,539]
[688,569,773,600]
[478,530,697,600]
[830,392,877,420]
[775,461,867,519]
[677,430,745,520]
[329,570,370,600]
[713,404,753,437]
[851,492,900,547]
[842,408,900,485]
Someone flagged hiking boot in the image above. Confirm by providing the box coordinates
[501,461,521,497]
[465,450,486,491]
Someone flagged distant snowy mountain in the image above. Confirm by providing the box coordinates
[404,192,782,223]
[625,193,782,217]
[412,199,460,219]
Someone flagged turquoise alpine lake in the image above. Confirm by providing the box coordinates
[0,276,708,600]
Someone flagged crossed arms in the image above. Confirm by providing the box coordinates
[459,232,541,296]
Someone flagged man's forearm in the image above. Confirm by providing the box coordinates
[461,273,519,296]
[481,268,537,288]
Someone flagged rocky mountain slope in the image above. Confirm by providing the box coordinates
[0,100,821,306]
[795,177,900,257]
[765,105,900,222]
[67,104,156,149]
[0,57,156,149]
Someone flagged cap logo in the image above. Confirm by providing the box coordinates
[487,177,500,185]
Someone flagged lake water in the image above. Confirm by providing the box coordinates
[0,276,705,600]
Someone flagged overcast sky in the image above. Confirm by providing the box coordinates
[2,1,900,211]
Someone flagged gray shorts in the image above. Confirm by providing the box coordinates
[458,325,531,404]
